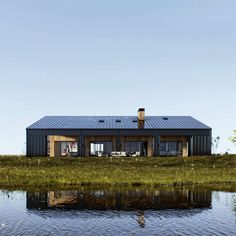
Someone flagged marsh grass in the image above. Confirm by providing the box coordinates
[0,155,235,190]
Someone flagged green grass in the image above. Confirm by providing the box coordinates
[0,155,236,191]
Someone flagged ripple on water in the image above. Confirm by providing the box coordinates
[0,190,235,235]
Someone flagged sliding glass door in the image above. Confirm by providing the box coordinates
[90,141,112,156]
[124,141,148,156]
[160,141,182,157]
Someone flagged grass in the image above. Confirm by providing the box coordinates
[0,155,236,191]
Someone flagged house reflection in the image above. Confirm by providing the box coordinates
[26,189,211,211]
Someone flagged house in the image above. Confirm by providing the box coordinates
[26,108,211,157]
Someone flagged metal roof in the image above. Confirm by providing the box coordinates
[27,116,210,130]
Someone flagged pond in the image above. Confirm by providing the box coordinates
[0,188,235,235]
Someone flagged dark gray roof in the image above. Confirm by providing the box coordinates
[27,116,210,130]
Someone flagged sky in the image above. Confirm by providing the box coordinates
[0,0,235,154]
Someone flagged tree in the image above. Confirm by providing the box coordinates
[229,130,236,145]
[212,136,220,154]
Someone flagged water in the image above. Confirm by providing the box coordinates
[0,188,235,235]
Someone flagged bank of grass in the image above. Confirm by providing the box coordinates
[0,155,235,190]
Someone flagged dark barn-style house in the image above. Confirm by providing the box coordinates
[26,108,212,157]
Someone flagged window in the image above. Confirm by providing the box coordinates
[60,142,78,157]
[160,141,182,157]
[116,120,121,123]
[124,141,148,156]
[90,141,112,157]
[163,117,168,120]
[99,120,105,123]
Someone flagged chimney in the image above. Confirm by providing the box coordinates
[138,108,145,128]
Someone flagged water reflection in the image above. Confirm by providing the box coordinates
[27,189,211,211]
[137,211,145,228]
[1,189,236,235]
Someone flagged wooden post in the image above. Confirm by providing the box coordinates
[182,140,188,157]
[49,136,55,157]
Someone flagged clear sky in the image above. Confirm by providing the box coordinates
[0,0,235,154]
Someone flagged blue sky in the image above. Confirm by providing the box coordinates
[0,0,235,154]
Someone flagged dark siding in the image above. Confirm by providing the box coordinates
[192,134,211,156]
[80,133,85,157]
[27,133,47,157]
[193,136,199,156]
[203,136,207,155]
[76,136,80,157]
[116,134,120,151]
[198,136,201,154]
[187,136,193,156]
[193,135,196,155]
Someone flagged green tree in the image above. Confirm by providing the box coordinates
[229,130,236,144]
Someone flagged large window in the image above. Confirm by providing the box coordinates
[53,141,78,157]
[124,141,147,156]
[60,142,78,157]
[90,141,112,157]
[160,141,182,157]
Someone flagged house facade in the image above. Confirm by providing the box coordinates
[26,108,212,157]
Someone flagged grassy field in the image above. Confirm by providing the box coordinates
[0,155,235,191]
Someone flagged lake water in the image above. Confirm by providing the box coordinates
[0,188,235,235]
